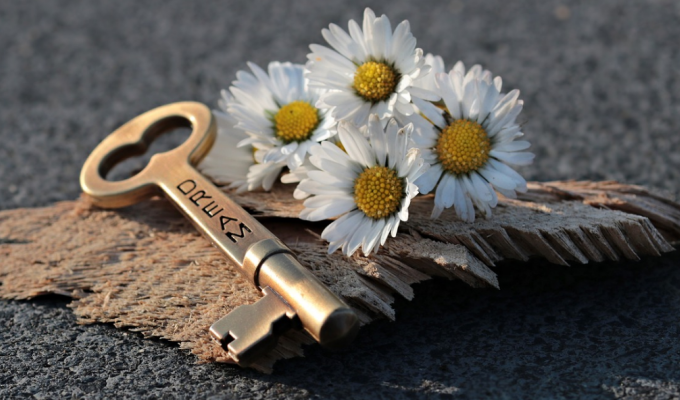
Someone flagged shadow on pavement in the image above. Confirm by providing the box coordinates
[249,250,680,399]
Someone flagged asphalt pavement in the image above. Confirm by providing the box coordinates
[1,1,680,398]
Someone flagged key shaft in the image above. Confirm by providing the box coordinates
[159,161,274,276]
[80,102,359,366]
[158,163,358,349]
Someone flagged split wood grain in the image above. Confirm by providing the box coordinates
[0,180,677,371]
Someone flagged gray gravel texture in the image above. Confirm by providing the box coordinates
[1,0,680,398]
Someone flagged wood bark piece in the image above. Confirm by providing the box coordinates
[0,198,471,372]
[522,180,680,243]
[406,197,674,266]
[0,180,677,371]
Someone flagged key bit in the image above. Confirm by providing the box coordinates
[80,102,360,367]
[210,287,299,366]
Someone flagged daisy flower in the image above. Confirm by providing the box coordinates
[199,100,285,193]
[306,8,436,127]
[298,114,428,256]
[225,61,337,172]
[414,62,535,222]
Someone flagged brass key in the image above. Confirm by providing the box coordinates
[80,102,359,366]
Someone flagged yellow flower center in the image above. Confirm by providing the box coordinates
[274,100,319,143]
[436,119,491,175]
[353,61,398,103]
[353,166,404,219]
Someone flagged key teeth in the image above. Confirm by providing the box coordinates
[226,328,280,367]
[209,287,298,367]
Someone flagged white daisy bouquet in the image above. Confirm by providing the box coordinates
[200,8,534,257]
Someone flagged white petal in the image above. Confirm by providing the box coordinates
[436,72,462,120]
[493,140,531,152]
[347,19,368,62]
[390,217,401,237]
[478,165,517,190]
[369,114,388,166]
[389,20,411,60]
[308,69,353,90]
[439,174,458,209]
[490,150,535,166]
[321,25,355,61]
[479,82,500,123]
[395,100,415,116]
[316,141,356,169]
[307,170,354,188]
[328,95,364,121]
[414,163,442,194]
[302,196,357,221]
[494,125,524,143]
[323,210,363,243]
[352,103,373,127]
[338,121,375,167]
[323,91,363,107]
[408,86,440,102]
[362,218,386,255]
[380,216,395,245]
[371,100,390,120]
[395,74,413,93]
[453,178,474,222]
[308,44,356,73]
[412,97,446,129]
[345,217,371,256]
[296,179,347,196]
[470,172,497,206]
[287,142,312,171]
[487,159,528,191]
[314,158,359,181]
